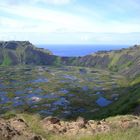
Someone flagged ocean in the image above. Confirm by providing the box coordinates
[37,44,129,57]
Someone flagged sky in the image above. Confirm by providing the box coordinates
[0,0,140,44]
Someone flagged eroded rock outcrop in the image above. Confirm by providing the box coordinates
[41,116,140,136]
[0,115,140,139]
[0,118,43,140]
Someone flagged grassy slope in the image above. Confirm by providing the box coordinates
[2,55,11,66]
[50,128,140,140]
[1,51,12,66]
[90,82,140,120]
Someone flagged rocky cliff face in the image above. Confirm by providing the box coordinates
[0,41,60,66]
[62,45,140,78]
[1,41,140,78]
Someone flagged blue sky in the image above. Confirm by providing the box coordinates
[0,0,140,44]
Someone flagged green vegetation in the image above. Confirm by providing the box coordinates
[90,84,140,120]
[53,56,62,66]
[0,41,59,66]
[2,53,11,66]
[131,75,140,85]
[50,127,140,140]
[19,114,50,139]
[0,42,140,139]
[108,53,121,69]
[0,65,129,119]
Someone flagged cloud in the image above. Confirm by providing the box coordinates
[0,4,95,33]
[1,0,140,34]
[1,32,140,44]
[1,2,140,35]
[34,0,72,5]
[0,0,140,44]
[0,0,73,6]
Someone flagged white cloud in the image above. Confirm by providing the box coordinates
[34,0,72,5]
[0,4,95,33]
[0,0,73,6]
[1,4,140,34]
[1,32,140,44]
[1,0,140,34]
[0,16,40,32]
[0,0,140,44]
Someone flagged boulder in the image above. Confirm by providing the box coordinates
[10,118,28,132]
[76,117,87,128]
[43,117,60,125]
[0,118,20,140]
